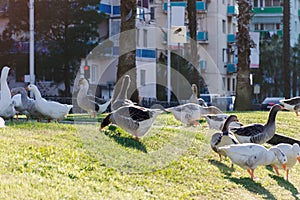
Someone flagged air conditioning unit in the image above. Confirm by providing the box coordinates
[198,60,207,71]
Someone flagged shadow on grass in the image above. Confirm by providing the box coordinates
[225,176,277,200]
[102,129,148,153]
[208,159,235,176]
[269,174,299,199]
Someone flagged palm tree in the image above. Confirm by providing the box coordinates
[234,0,254,110]
[115,0,139,103]
[187,0,199,87]
[283,0,291,98]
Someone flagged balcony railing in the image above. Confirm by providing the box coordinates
[163,1,207,12]
[252,7,283,14]
[227,5,237,16]
[227,63,236,73]
[187,31,208,42]
[227,34,235,43]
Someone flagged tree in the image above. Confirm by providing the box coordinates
[283,0,291,98]
[2,0,104,96]
[234,0,254,110]
[187,0,199,87]
[114,0,139,103]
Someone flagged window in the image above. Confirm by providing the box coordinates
[137,28,140,47]
[222,20,226,34]
[227,78,231,91]
[232,78,236,92]
[140,69,146,86]
[143,29,147,47]
[110,20,120,36]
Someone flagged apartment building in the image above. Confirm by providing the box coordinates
[250,0,300,46]
[92,0,238,100]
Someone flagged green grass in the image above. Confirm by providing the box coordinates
[0,111,300,199]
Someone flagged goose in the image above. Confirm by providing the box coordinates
[189,84,198,104]
[11,87,45,121]
[204,114,243,130]
[270,143,300,181]
[230,104,283,144]
[26,84,73,122]
[0,66,16,119]
[0,117,5,127]
[210,115,240,161]
[279,97,300,116]
[100,104,164,141]
[165,103,223,126]
[77,78,110,118]
[111,75,135,111]
[218,143,287,179]
[11,93,26,120]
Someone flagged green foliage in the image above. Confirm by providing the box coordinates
[1,0,105,95]
[0,111,300,199]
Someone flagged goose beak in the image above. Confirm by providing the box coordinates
[282,163,287,170]
[25,87,29,91]
[297,156,300,163]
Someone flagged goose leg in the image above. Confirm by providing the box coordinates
[286,169,289,181]
[271,165,280,175]
[247,169,255,179]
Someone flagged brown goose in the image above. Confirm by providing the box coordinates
[280,97,300,116]
[231,104,283,144]
[210,115,240,161]
[100,104,164,141]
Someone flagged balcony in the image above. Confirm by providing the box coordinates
[163,1,207,13]
[227,34,235,43]
[187,31,208,43]
[252,7,283,14]
[227,63,236,73]
[227,5,237,16]
[98,3,120,16]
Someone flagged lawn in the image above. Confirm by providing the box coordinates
[0,110,299,199]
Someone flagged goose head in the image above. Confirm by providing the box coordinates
[78,78,89,89]
[266,104,284,124]
[222,114,238,132]
[270,147,287,170]
[191,84,198,95]
[99,113,113,130]
[292,143,300,163]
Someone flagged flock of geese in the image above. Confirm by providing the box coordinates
[1,65,300,181]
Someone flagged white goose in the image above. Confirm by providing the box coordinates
[231,104,283,144]
[210,115,240,161]
[111,75,135,111]
[100,104,164,141]
[0,66,16,119]
[218,143,287,179]
[166,103,223,126]
[26,84,73,122]
[280,97,300,116]
[77,78,110,118]
[270,143,300,181]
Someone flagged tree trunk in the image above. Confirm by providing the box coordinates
[115,0,139,103]
[283,0,291,98]
[187,0,199,87]
[234,0,253,110]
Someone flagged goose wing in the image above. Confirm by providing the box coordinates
[231,123,264,137]
[280,97,300,105]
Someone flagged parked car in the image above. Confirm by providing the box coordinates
[260,97,285,110]
[214,96,235,111]
[200,94,220,106]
